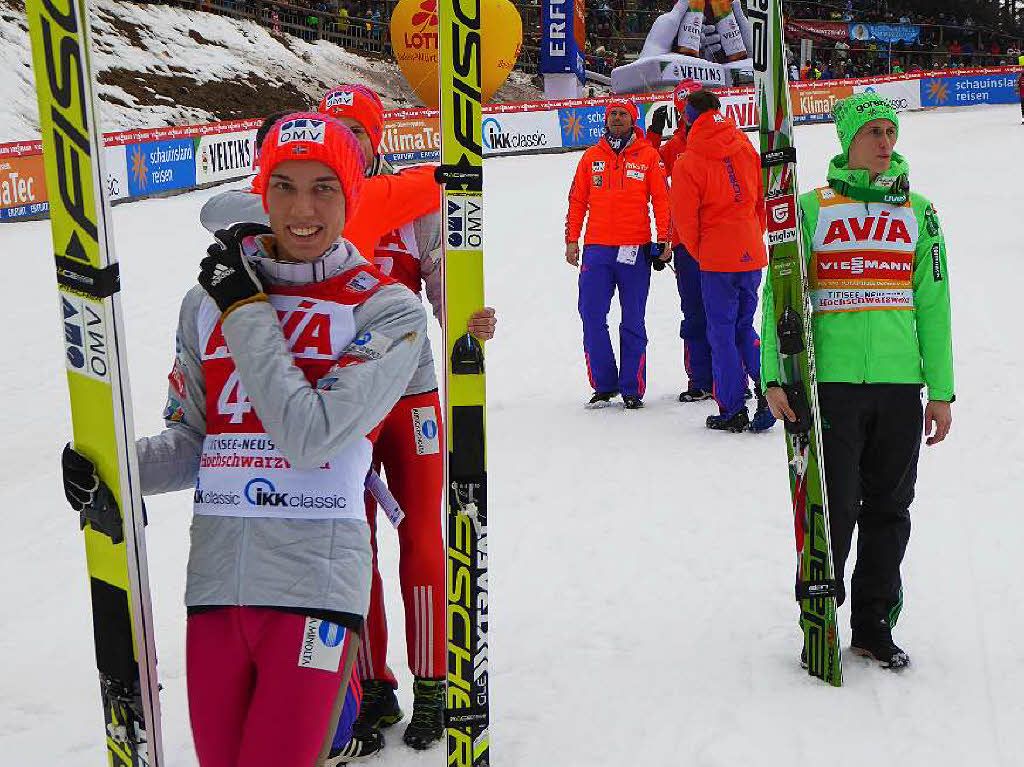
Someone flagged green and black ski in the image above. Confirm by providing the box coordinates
[747,0,842,686]
[437,0,489,763]
[27,0,164,759]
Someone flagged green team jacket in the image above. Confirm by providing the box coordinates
[760,153,955,402]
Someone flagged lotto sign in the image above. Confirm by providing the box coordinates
[766,194,797,244]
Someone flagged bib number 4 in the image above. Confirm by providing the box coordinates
[217,371,254,424]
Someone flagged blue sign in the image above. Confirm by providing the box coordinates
[541,0,585,83]
[383,149,440,165]
[127,139,197,197]
[921,74,1021,107]
[558,106,605,148]
[0,200,48,220]
[848,23,920,44]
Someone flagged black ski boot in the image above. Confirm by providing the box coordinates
[622,395,644,409]
[706,408,749,432]
[325,722,384,765]
[357,679,404,729]
[678,386,713,403]
[851,619,911,670]
[403,678,445,750]
[586,391,619,409]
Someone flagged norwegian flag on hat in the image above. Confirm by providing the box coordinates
[673,79,703,112]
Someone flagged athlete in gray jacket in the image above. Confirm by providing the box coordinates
[63,114,427,767]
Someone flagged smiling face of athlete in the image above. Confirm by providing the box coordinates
[265,160,347,263]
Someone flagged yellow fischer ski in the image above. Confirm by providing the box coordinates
[437,0,489,763]
[26,0,163,761]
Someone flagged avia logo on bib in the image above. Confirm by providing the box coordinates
[822,212,913,245]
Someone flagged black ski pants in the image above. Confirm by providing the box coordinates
[818,383,923,635]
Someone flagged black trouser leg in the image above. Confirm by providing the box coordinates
[818,383,869,611]
[850,385,922,634]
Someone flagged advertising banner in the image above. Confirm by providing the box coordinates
[848,23,920,44]
[853,80,921,112]
[1,68,1020,222]
[196,130,257,185]
[126,138,197,197]
[379,116,441,164]
[791,83,855,122]
[481,110,562,155]
[0,153,48,221]
[104,144,130,202]
[540,0,586,82]
[785,20,849,41]
[558,105,607,148]
[920,72,1022,106]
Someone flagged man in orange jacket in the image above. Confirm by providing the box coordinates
[647,79,715,402]
[565,98,671,409]
[669,89,775,432]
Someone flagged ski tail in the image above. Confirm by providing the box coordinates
[27,0,163,759]
[437,0,490,762]
[747,0,842,686]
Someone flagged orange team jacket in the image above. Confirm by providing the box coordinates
[669,111,767,272]
[565,128,670,246]
[344,164,440,260]
[652,130,688,244]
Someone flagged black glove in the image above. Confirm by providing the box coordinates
[198,223,271,314]
[62,444,124,543]
[648,242,667,271]
[648,105,669,136]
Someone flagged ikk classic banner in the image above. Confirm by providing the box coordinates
[540,0,586,82]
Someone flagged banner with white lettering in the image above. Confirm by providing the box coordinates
[540,0,586,83]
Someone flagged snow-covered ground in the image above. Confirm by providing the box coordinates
[1,104,1021,767]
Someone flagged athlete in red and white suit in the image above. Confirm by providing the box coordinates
[319,86,496,754]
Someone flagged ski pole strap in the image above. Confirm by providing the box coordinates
[795,579,839,600]
[56,254,121,299]
[761,146,796,168]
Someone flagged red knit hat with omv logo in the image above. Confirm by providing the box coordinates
[256,113,367,214]
[318,85,386,151]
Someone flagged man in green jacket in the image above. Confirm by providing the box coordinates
[761,93,954,670]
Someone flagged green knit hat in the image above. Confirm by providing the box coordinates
[832,93,899,158]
